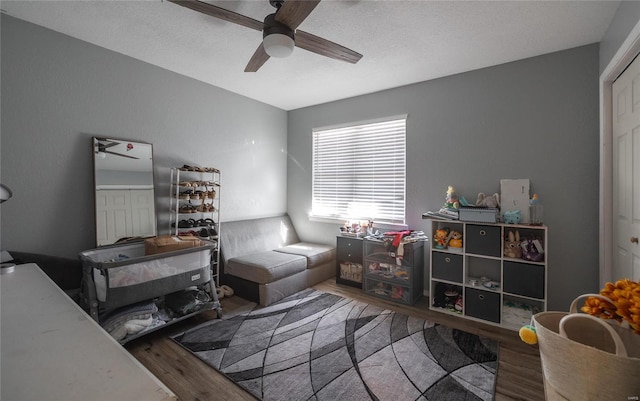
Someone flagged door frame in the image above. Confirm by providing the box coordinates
[599,19,640,285]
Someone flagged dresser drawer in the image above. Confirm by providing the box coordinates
[431,252,463,283]
[465,224,501,257]
[336,237,363,261]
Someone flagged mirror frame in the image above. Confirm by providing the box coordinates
[92,137,157,246]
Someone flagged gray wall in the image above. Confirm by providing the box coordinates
[288,45,600,311]
[1,15,288,258]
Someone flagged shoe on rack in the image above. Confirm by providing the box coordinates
[177,219,192,228]
[179,204,196,214]
[179,189,193,200]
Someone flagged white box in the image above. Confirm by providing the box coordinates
[500,179,530,223]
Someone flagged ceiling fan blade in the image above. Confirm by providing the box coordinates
[295,30,362,64]
[104,150,139,160]
[245,43,271,72]
[275,0,321,30]
[168,0,263,31]
[100,141,119,149]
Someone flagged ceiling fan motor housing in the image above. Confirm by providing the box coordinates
[262,13,295,58]
[263,14,294,41]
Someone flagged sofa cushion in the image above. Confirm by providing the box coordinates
[220,215,301,263]
[274,242,336,268]
[226,251,307,284]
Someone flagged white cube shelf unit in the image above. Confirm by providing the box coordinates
[426,218,547,330]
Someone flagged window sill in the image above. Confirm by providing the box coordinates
[308,215,408,231]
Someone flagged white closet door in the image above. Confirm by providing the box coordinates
[95,189,132,246]
[612,55,640,281]
[130,189,156,237]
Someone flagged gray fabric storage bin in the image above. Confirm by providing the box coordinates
[465,224,502,257]
[465,287,500,323]
[503,261,545,299]
[431,252,463,283]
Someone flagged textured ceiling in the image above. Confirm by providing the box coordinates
[1,0,620,110]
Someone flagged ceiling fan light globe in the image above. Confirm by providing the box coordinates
[263,33,295,58]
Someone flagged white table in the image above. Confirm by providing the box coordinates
[1,263,176,401]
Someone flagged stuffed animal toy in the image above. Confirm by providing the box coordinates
[476,192,500,208]
[449,231,463,248]
[433,228,449,249]
[444,186,460,209]
[503,230,521,258]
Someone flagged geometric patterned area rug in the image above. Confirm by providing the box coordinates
[172,288,498,401]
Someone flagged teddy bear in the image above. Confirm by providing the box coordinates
[476,192,500,208]
[448,231,463,248]
[433,228,449,249]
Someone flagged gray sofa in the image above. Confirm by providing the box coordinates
[219,214,336,306]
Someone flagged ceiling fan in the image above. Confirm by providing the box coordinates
[168,0,363,72]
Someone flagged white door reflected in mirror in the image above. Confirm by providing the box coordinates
[93,137,156,246]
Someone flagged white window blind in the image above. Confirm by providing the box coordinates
[312,116,406,224]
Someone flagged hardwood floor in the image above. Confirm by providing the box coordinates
[126,279,545,401]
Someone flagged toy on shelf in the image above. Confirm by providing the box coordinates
[503,230,522,259]
[503,209,521,224]
[444,186,460,209]
[432,282,462,313]
[521,237,544,262]
[433,228,449,249]
[448,231,463,248]
[476,192,500,209]
[529,194,544,225]
[455,296,463,311]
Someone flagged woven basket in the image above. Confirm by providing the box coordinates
[533,294,640,401]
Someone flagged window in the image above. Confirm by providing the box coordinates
[311,116,407,225]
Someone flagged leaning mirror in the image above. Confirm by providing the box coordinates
[93,137,156,246]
